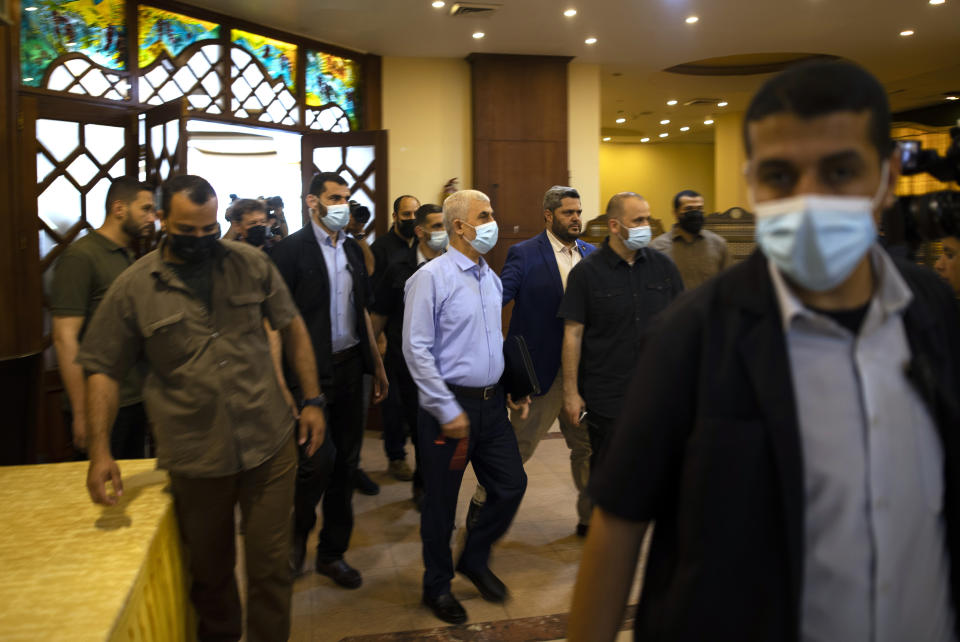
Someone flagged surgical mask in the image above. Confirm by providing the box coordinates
[320,203,350,231]
[679,209,704,235]
[244,225,267,247]
[463,220,499,254]
[169,232,219,264]
[754,163,888,292]
[620,224,652,250]
[398,219,416,239]
[426,230,449,252]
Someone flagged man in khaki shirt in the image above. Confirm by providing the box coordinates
[649,189,732,289]
[79,175,326,642]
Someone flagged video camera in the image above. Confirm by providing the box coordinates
[887,126,960,244]
[349,199,371,227]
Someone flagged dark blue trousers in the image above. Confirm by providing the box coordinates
[418,387,527,598]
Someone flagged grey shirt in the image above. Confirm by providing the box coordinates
[649,225,731,290]
[770,246,956,642]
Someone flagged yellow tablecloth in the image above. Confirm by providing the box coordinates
[0,459,194,641]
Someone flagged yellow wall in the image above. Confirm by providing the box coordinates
[382,57,472,207]
[714,111,750,212]
[599,143,716,228]
[567,63,601,220]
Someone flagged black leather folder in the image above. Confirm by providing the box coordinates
[500,335,541,399]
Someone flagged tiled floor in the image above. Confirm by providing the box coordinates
[289,429,645,641]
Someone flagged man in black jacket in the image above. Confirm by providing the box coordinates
[569,61,960,642]
[270,171,389,589]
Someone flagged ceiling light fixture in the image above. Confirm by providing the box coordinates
[24,77,34,82]
[472,31,485,39]
[659,133,669,138]
[660,119,670,125]
[65,42,76,46]
[431,0,445,7]
[946,95,959,101]
[717,101,728,107]
[25,5,38,10]
[564,8,577,17]
[616,117,626,124]
[680,126,690,131]
[686,15,699,24]
[930,0,945,5]
[900,29,915,36]
[667,100,678,106]
[641,137,650,143]
[704,119,714,125]
[602,136,611,141]
[585,37,598,44]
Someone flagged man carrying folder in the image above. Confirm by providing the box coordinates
[403,190,530,625]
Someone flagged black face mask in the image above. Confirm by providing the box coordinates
[398,219,416,240]
[244,225,267,247]
[679,210,705,235]
[169,233,219,264]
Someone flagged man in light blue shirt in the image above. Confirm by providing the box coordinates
[403,189,530,625]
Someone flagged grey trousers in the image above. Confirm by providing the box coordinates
[472,374,592,525]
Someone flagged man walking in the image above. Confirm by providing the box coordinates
[650,189,732,289]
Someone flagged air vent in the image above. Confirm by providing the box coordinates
[684,98,723,106]
[450,2,501,17]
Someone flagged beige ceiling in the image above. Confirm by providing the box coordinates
[186,0,960,144]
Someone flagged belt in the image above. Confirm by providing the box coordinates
[447,383,499,401]
[332,345,361,365]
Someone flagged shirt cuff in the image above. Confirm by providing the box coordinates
[434,398,464,426]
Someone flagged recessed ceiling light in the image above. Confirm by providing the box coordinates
[585,37,598,44]
[602,136,611,141]
[717,101,728,107]
[25,6,38,10]
[564,8,577,17]
[704,119,714,125]
[23,77,34,81]
[946,95,959,101]
[615,117,626,124]
[900,29,915,36]
[667,100,678,106]
[659,133,669,138]
[641,137,650,143]
[686,15,699,24]
[660,119,670,125]
[680,126,690,131]
[930,0,945,5]
[431,0,445,7]
[472,31,485,39]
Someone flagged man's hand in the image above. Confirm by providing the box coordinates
[441,412,470,440]
[564,392,586,427]
[299,405,326,456]
[87,453,123,505]
[372,365,389,404]
[507,394,531,420]
[72,414,88,451]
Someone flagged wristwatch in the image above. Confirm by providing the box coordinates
[301,394,327,410]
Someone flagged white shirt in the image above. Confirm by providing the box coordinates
[546,228,581,291]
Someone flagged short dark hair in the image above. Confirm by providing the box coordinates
[673,189,702,211]
[415,203,443,228]
[308,172,348,197]
[227,198,267,223]
[743,60,891,159]
[543,186,580,212]
[606,192,644,220]
[160,175,216,217]
[105,177,153,213]
[393,194,419,214]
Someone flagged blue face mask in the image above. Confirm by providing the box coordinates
[320,203,350,231]
[426,230,449,252]
[464,220,499,254]
[620,224,652,251]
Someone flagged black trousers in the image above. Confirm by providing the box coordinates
[65,402,151,460]
[419,386,527,598]
[292,349,366,563]
[585,410,616,473]
[385,359,423,493]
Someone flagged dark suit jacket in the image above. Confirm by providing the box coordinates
[269,226,375,388]
[591,250,960,642]
[500,231,595,395]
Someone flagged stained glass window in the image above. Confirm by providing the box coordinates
[138,6,220,68]
[230,29,296,92]
[305,50,360,131]
[21,0,127,88]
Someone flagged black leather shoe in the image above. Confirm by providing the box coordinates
[455,563,508,603]
[465,499,483,531]
[355,469,380,496]
[316,559,363,589]
[289,530,308,578]
[423,592,467,625]
[576,523,589,537]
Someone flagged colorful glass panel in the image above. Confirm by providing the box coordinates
[138,6,220,69]
[230,29,296,92]
[305,50,360,130]
[21,0,126,87]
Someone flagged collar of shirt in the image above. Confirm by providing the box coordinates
[416,246,430,266]
[447,245,489,276]
[670,224,704,242]
[311,217,340,248]
[151,237,229,286]
[600,237,646,269]
[90,229,133,257]
[768,244,913,334]
[545,228,577,256]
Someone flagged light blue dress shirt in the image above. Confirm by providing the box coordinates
[770,245,956,642]
[311,219,359,353]
[402,246,504,424]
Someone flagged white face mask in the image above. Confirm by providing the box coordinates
[425,230,449,252]
[753,162,889,292]
[320,203,350,231]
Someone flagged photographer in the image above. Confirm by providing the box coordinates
[344,200,375,275]
[264,196,289,242]
[935,235,960,298]
[227,198,270,248]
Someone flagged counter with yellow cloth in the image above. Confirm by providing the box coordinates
[0,459,195,641]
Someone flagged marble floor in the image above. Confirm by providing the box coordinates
[288,428,646,642]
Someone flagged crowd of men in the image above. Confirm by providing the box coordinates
[56,60,960,642]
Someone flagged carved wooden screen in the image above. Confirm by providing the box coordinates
[144,98,188,185]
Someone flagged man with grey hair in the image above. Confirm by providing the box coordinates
[403,189,530,624]
[560,192,683,472]
[468,185,596,537]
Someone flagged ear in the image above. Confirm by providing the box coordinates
[882,148,901,210]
